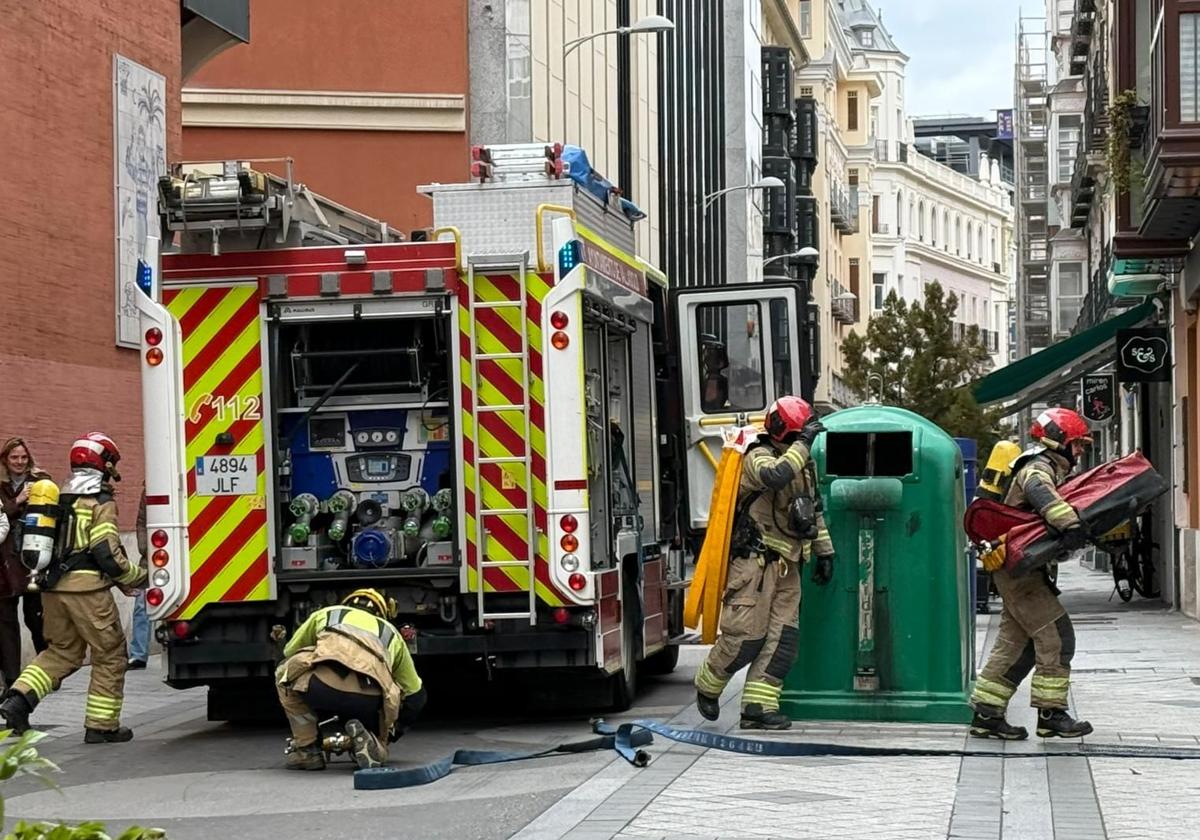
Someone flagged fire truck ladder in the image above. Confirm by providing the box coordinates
[467,253,538,625]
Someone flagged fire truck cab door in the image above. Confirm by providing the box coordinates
[672,283,805,530]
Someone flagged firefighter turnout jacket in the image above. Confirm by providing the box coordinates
[53,493,147,592]
[277,604,422,741]
[1003,449,1082,533]
[741,438,834,563]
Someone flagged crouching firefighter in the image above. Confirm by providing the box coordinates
[694,396,836,730]
[0,434,146,743]
[970,408,1095,740]
[274,588,427,770]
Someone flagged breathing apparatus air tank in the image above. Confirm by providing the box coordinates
[21,479,61,592]
[288,493,321,545]
[325,489,357,542]
[400,487,430,538]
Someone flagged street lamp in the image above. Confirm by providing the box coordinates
[561,15,675,144]
[702,176,786,214]
[763,247,820,266]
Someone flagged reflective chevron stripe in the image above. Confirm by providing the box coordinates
[164,284,271,620]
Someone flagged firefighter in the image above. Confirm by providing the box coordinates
[694,396,835,730]
[970,408,1095,740]
[0,433,146,743]
[274,588,426,771]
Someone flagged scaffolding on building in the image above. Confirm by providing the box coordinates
[1015,18,1052,363]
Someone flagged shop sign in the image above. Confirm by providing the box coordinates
[1080,373,1115,423]
[1116,328,1171,383]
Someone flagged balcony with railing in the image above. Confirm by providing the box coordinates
[832,282,858,324]
[830,180,859,234]
[1133,0,1200,242]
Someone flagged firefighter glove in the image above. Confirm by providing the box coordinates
[980,540,1007,572]
[798,418,827,448]
[813,552,835,586]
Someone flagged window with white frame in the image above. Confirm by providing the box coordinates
[1183,14,1200,121]
[1056,262,1085,333]
[859,28,874,47]
[873,273,886,310]
[1056,115,1082,182]
[799,0,813,37]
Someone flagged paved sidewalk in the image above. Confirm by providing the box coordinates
[512,562,1200,840]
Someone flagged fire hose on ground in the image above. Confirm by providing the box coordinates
[353,718,1200,790]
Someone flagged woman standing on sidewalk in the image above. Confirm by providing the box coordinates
[0,438,50,687]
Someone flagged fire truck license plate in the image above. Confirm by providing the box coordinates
[195,456,256,496]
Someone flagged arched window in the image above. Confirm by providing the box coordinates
[896,189,903,236]
[978,228,985,263]
[966,222,973,260]
[918,200,925,241]
[910,199,917,238]
[955,217,962,255]
[942,210,949,250]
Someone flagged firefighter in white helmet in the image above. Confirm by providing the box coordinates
[0,433,146,743]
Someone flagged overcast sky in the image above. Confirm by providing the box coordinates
[877,0,1022,119]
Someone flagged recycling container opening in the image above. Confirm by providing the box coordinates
[825,431,913,477]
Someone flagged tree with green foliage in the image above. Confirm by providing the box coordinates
[842,281,1005,452]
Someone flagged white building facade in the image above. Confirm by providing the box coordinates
[847,0,1014,368]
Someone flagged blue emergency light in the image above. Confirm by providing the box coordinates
[558,240,581,277]
[136,259,154,297]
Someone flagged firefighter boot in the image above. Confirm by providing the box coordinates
[740,703,792,731]
[285,740,326,771]
[84,726,134,744]
[0,690,37,735]
[1037,709,1093,738]
[696,691,720,722]
[346,719,387,770]
[969,710,1029,741]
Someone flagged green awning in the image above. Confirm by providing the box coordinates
[973,299,1158,411]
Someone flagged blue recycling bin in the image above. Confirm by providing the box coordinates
[954,437,978,505]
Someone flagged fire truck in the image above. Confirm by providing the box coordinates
[136,146,810,719]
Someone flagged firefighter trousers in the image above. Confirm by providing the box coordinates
[13,589,129,730]
[276,668,388,758]
[971,567,1075,712]
[694,554,801,713]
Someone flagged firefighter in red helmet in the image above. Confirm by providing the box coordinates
[970,407,1095,740]
[0,433,146,743]
[694,396,836,730]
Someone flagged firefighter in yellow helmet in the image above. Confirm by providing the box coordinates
[274,588,426,770]
[0,433,146,743]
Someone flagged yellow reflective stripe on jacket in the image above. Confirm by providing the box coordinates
[73,508,93,552]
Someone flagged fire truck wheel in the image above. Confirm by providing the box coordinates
[609,576,640,711]
[641,643,679,676]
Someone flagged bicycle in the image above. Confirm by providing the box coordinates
[1102,513,1160,602]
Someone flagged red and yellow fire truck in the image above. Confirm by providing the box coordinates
[135,146,810,718]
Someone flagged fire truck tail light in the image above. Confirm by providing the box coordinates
[146,588,164,607]
[146,348,164,366]
[151,549,169,568]
[145,328,162,346]
[551,310,569,329]
[551,331,570,350]
[151,530,169,548]
[172,621,191,639]
[560,515,578,533]
[560,534,579,552]
[568,573,586,591]
[552,608,570,625]
[151,569,170,588]
[561,554,579,572]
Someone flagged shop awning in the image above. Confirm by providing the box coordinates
[972,299,1158,414]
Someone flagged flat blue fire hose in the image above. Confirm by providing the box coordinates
[355,718,1200,790]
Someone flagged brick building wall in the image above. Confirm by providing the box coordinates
[181,0,469,230]
[0,2,182,528]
